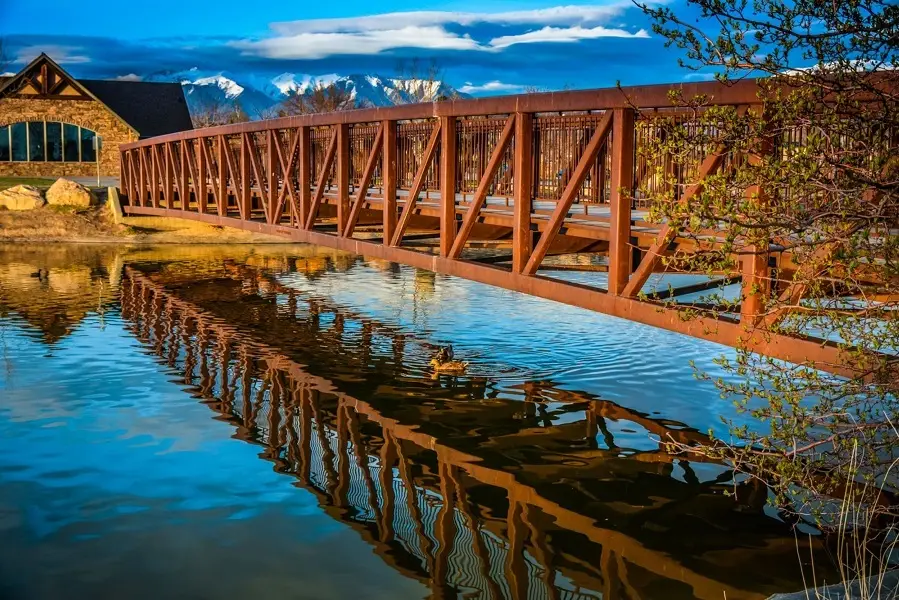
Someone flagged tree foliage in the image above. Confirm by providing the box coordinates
[632,0,899,540]
[393,59,458,103]
[190,97,250,128]
[279,79,357,116]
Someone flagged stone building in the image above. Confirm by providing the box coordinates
[0,53,192,178]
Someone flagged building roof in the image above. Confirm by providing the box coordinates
[79,79,193,138]
[0,54,192,139]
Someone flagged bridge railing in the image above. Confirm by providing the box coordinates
[118,77,760,265]
[119,78,868,373]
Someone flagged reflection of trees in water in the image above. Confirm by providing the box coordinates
[412,269,436,327]
[119,266,841,600]
[0,244,324,345]
[0,246,119,344]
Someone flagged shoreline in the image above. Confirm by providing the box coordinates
[0,237,297,245]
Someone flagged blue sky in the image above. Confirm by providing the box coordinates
[0,0,714,93]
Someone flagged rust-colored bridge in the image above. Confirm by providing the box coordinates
[118,78,843,370]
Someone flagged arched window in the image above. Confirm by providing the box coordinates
[0,121,99,163]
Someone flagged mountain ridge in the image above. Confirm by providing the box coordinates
[143,68,470,118]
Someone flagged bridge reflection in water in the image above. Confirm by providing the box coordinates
[119,259,831,600]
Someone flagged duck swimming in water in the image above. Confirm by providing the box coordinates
[429,345,468,373]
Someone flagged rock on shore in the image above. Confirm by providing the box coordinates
[46,179,96,208]
[0,185,46,211]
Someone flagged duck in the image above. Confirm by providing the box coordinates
[30,268,48,282]
[429,345,468,374]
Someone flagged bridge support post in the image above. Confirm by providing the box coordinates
[266,130,276,224]
[196,139,207,213]
[740,109,772,327]
[382,120,398,245]
[179,141,189,212]
[440,116,457,256]
[609,108,636,295]
[513,112,534,273]
[240,134,251,219]
[298,127,311,228]
[337,124,351,234]
[150,145,160,207]
[137,148,145,207]
[163,143,173,209]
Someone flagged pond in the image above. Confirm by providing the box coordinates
[0,244,833,600]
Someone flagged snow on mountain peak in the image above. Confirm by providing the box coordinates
[270,73,343,96]
[154,68,468,119]
[190,75,244,99]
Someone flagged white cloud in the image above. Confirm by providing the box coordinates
[269,4,635,35]
[15,45,91,65]
[458,80,526,94]
[489,25,649,49]
[234,3,653,59]
[231,26,479,60]
[113,73,143,82]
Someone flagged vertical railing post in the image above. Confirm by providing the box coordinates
[513,113,534,273]
[137,149,145,207]
[150,145,159,208]
[504,499,529,600]
[266,130,276,224]
[125,151,133,205]
[740,105,772,326]
[179,140,189,212]
[240,134,251,220]
[163,142,173,209]
[298,126,311,228]
[196,138,207,214]
[439,116,457,256]
[217,136,227,216]
[119,151,127,200]
[609,108,636,295]
[336,123,350,234]
[382,119,397,245]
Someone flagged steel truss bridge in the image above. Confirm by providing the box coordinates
[118,79,868,372]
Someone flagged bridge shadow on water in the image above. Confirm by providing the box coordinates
[106,249,839,600]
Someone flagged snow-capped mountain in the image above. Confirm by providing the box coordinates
[145,68,277,117]
[143,68,469,118]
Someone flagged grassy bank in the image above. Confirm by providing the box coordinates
[0,177,56,190]
[0,204,289,244]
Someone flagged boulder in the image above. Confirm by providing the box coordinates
[45,178,96,208]
[0,185,46,211]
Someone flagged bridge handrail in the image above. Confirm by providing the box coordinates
[121,78,761,149]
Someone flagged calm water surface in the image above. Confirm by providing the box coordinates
[0,244,834,600]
